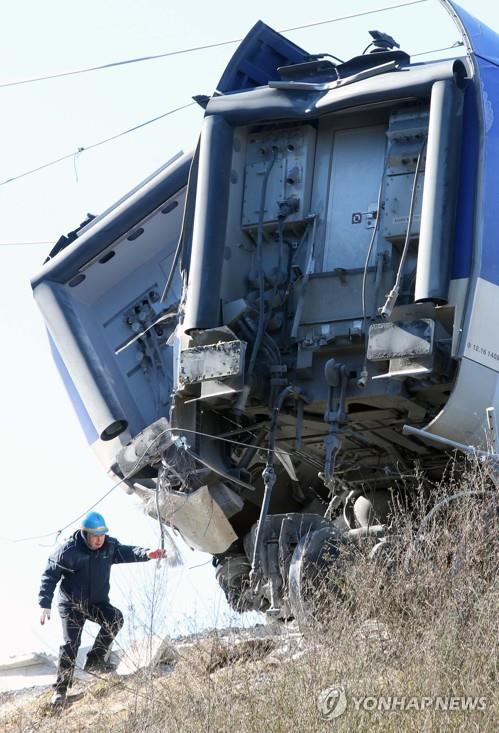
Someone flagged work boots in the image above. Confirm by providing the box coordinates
[83,655,116,673]
[50,690,66,709]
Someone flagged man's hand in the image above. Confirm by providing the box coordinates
[40,608,51,625]
[147,549,167,560]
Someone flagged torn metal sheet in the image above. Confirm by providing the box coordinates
[155,484,238,553]
[179,340,245,387]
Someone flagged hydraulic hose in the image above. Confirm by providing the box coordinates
[251,385,301,578]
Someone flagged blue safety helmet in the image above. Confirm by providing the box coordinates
[81,511,109,536]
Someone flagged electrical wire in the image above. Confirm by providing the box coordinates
[251,385,299,575]
[187,559,212,570]
[280,0,430,34]
[358,144,393,385]
[0,102,196,188]
[172,425,294,456]
[379,137,427,319]
[160,140,200,304]
[0,241,54,246]
[0,2,430,90]
[184,447,255,493]
[0,413,327,546]
[155,480,166,561]
[9,428,175,544]
[412,40,465,58]
[0,44,463,192]
[308,52,345,64]
[213,410,325,471]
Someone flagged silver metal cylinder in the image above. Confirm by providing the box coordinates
[183,115,234,333]
[34,282,128,443]
[415,78,464,303]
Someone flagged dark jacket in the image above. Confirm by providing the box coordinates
[38,530,150,609]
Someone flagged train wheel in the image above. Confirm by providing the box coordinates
[288,527,345,627]
[215,555,256,612]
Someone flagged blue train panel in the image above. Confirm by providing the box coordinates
[446,2,499,286]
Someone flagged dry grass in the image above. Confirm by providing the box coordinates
[1,460,497,732]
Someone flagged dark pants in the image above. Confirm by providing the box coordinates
[55,602,124,692]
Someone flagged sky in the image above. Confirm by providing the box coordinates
[0,0,498,661]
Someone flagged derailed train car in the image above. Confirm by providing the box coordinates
[32,1,499,619]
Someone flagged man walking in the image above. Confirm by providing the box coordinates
[39,511,167,707]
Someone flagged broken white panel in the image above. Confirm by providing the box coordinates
[0,652,55,671]
[0,649,95,692]
[157,484,238,553]
[0,665,55,693]
[0,652,57,692]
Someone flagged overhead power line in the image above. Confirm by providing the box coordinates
[6,427,175,544]
[0,101,196,188]
[280,0,429,33]
[0,1,430,89]
[0,35,463,192]
[0,241,53,246]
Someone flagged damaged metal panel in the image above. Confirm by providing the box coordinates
[204,59,467,126]
[154,484,238,554]
[367,320,435,361]
[178,340,245,387]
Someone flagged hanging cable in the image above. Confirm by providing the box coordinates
[358,144,393,386]
[0,47,463,192]
[379,137,427,319]
[412,40,465,58]
[0,241,54,246]
[187,559,212,570]
[170,425,294,456]
[9,427,176,544]
[250,385,302,578]
[154,471,166,568]
[280,0,429,34]
[0,102,196,188]
[160,140,200,304]
[0,2,430,89]
[184,447,255,493]
[213,409,326,472]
